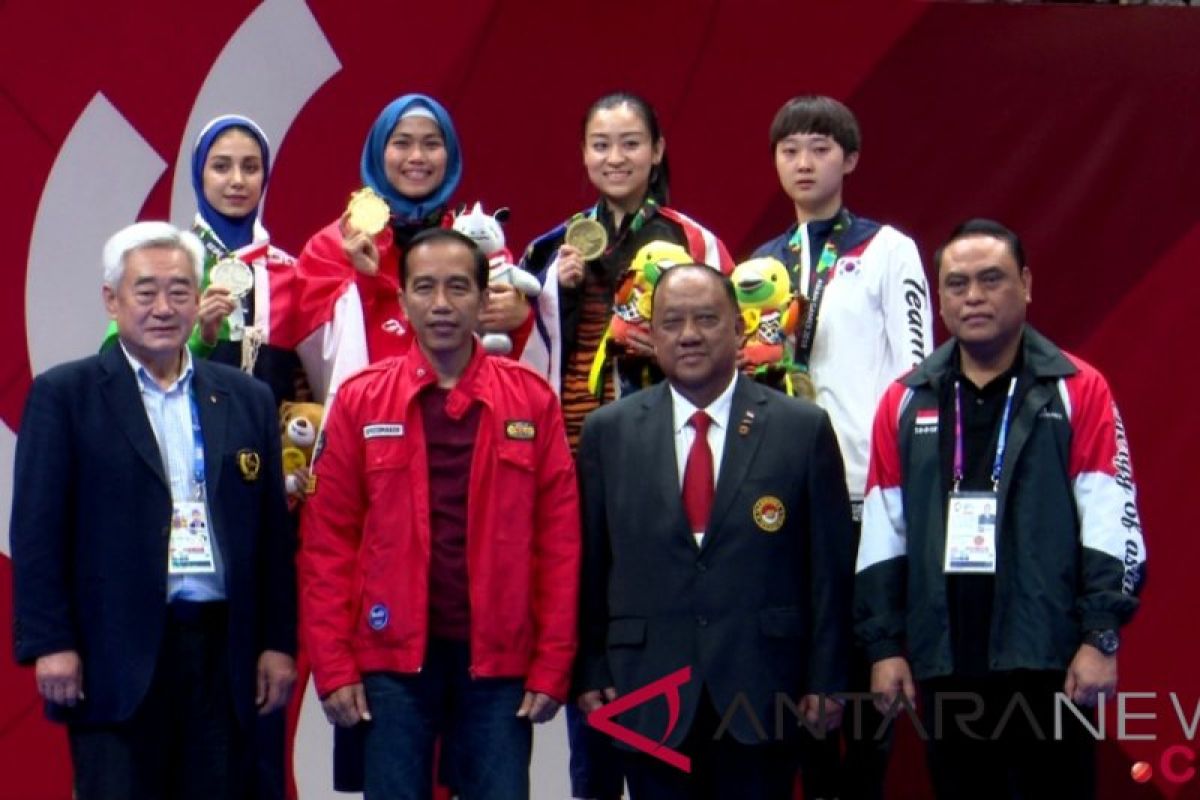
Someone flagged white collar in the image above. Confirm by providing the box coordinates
[668,372,738,434]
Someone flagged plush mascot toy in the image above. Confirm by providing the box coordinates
[731,257,805,384]
[609,240,692,347]
[279,401,324,495]
[453,201,542,354]
[586,240,691,396]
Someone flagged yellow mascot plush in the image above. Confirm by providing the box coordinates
[279,401,324,495]
[731,258,809,397]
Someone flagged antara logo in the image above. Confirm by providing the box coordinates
[586,667,693,773]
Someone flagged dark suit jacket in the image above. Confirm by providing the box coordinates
[10,344,295,725]
[577,376,854,747]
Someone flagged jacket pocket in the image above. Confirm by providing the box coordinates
[493,441,537,542]
[363,436,412,472]
[607,617,647,648]
[496,440,535,472]
[759,607,805,638]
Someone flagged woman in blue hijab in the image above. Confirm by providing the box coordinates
[294,94,461,367]
[293,93,527,394]
[101,114,307,406]
[189,114,308,405]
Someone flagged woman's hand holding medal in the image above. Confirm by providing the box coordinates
[339,187,390,276]
[198,285,237,346]
[556,244,585,289]
[557,217,606,290]
[339,212,382,276]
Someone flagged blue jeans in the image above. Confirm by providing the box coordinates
[566,703,625,799]
[361,638,532,800]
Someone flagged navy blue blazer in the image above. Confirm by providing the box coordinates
[576,376,855,747]
[10,344,296,725]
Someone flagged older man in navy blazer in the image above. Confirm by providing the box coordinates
[577,265,855,799]
[10,221,296,799]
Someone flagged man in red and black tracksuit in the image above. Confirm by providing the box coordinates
[300,228,580,799]
[855,219,1146,800]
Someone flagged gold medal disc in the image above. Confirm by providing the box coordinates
[565,218,608,261]
[790,371,816,400]
[347,187,391,235]
[209,257,254,299]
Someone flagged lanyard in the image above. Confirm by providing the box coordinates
[953,377,1017,492]
[789,209,851,371]
[187,393,207,500]
[788,208,851,288]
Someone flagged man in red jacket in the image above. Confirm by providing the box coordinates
[299,228,580,799]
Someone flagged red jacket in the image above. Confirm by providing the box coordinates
[299,343,580,701]
[295,219,534,368]
[295,220,416,363]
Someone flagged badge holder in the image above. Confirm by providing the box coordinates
[943,377,1016,577]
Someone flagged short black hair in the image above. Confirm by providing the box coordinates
[769,95,861,155]
[933,218,1027,273]
[400,227,489,290]
[651,263,740,318]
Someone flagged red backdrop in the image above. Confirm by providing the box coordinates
[3,1,1199,797]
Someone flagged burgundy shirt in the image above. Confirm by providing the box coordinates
[420,386,481,641]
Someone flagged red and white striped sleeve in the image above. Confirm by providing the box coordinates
[1062,354,1147,628]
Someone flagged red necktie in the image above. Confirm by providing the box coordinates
[682,410,714,534]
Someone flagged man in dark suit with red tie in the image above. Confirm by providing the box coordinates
[576,264,856,799]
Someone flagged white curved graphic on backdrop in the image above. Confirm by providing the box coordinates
[25,93,167,376]
[0,424,16,558]
[163,2,342,797]
[168,0,341,227]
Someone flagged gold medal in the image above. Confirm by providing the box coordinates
[565,217,608,261]
[346,187,391,235]
[790,371,816,400]
[209,257,254,298]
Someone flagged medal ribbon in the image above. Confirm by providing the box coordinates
[952,376,1017,492]
[585,197,660,397]
[192,221,265,346]
[789,209,852,375]
[571,196,657,259]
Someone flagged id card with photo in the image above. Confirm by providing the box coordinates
[944,491,998,574]
[168,501,216,575]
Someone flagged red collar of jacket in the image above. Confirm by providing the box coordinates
[397,336,494,417]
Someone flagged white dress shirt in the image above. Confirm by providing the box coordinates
[669,372,738,545]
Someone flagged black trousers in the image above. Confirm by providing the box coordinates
[797,647,893,800]
[920,671,1096,800]
[622,689,796,800]
[68,602,251,800]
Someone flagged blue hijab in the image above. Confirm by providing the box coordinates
[191,115,271,251]
[360,94,462,225]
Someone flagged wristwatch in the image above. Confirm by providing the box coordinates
[1084,628,1120,656]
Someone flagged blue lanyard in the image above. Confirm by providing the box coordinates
[953,377,1017,492]
[187,393,206,497]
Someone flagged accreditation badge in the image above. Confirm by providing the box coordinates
[943,491,998,574]
[168,501,217,575]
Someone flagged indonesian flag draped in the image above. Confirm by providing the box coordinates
[263,220,413,404]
